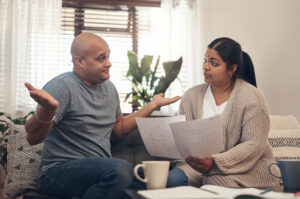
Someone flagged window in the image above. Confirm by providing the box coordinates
[61,1,170,113]
[0,0,192,115]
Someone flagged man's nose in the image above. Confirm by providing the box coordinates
[105,59,112,67]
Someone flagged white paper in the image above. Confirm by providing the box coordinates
[136,115,186,159]
[137,185,295,199]
[170,115,225,158]
[200,185,295,199]
[137,186,226,199]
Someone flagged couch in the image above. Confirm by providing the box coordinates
[2,115,300,199]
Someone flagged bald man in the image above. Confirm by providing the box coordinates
[24,32,181,199]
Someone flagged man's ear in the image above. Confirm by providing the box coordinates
[73,56,84,68]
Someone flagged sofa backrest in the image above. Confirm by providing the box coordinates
[111,128,162,165]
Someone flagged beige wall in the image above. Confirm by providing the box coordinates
[196,0,300,121]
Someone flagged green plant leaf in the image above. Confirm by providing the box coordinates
[150,56,160,90]
[127,50,143,83]
[154,56,182,95]
[144,68,152,86]
[124,92,134,102]
[127,51,153,85]
[125,51,182,110]
[12,111,33,125]
[141,55,153,83]
[132,81,143,94]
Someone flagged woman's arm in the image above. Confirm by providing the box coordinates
[211,100,270,175]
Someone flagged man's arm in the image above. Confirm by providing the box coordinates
[24,83,58,145]
[112,93,181,138]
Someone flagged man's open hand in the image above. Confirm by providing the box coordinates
[24,82,58,110]
[151,93,181,108]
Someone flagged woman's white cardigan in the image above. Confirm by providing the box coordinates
[178,79,281,189]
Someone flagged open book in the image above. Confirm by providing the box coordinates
[137,185,294,199]
[135,115,225,159]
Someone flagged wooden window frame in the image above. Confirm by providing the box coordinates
[62,0,161,112]
[63,0,161,8]
[63,1,145,52]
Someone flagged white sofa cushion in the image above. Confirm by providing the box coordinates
[270,115,300,130]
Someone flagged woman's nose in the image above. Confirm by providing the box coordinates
[203,62,210,71]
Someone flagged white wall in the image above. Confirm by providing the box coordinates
[195,0,300,121]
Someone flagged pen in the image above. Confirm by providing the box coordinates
[200,187,219,195]
[260,188,272,195]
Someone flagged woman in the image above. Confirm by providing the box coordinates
[168,37,281,190]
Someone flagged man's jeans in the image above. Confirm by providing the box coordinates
[40,157,133,199]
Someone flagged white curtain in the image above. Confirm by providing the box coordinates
[0,0,203,115]
[0,0,62,115]
[159,0,203,114]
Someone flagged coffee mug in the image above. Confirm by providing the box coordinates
[268,160,300,192]
[133,161,170,190]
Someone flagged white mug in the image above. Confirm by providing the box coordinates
[133,161,170,190]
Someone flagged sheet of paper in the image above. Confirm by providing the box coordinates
[201,185,295,199]
[137,186,226,199]
[138,185,295,199]
[170,115,225,158]
[136,115,186,159]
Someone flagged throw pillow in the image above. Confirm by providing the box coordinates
[4,124,43,199]
[270,115,300,130]
[268,129,300,161]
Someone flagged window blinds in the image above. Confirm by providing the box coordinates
[61,4,163,113]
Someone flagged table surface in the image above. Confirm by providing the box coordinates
[124,189,145,199]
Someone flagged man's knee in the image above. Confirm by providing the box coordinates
[109,159,134,187]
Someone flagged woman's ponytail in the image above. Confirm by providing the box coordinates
[241,51,257,87]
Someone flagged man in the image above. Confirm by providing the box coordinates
[24,32,181,199]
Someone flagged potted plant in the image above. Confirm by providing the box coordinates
[125,50,182,111]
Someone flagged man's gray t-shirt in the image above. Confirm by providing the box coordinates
[40,72,122,175]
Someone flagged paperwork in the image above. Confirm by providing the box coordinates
[137,186,223,199]
[170,115,224,158]
[136,115,185,159]
[136,115,225,159]
[137,185,295,199]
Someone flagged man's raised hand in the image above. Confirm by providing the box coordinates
[24,83,58,111]
[151,93,181,109]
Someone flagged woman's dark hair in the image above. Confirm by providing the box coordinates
[207,37,257,87]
